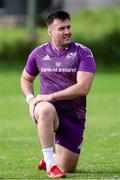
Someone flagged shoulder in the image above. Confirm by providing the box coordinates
[73,42,92,52]
[73,42,93,58]
[29,43,49,58]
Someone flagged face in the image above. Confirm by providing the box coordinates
[48,18,72,49]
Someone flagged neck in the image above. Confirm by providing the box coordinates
[51,41,68,51]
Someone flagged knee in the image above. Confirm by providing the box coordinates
[35,101,56,121]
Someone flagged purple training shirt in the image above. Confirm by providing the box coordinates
[25,42,96,120]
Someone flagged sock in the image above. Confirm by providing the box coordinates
[42,147,56,171]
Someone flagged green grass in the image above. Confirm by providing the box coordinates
[0,67,120,179]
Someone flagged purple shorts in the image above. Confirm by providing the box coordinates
[55,113,86,154]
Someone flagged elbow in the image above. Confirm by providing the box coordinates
[81,91,88,97]
[80,87,89,96]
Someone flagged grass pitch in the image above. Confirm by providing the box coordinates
[0,68,120,179]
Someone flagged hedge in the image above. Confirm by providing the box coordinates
[0,7,120,67]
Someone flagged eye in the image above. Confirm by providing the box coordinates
[58,25,71,31]
[59,27,65,31]
[67,25,71,29]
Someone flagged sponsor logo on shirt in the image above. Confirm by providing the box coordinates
[41,67,77,73]
[42,55,51,61]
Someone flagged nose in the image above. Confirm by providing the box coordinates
[64,27,70,34]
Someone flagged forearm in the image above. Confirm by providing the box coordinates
[53,72,95,101]
[53,83,88,101]
[20,77,34,97]
[20,69,36,98]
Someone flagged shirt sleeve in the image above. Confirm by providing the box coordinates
[77,45,96,73]
[25,48,39,76]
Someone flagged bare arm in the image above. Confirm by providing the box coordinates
[20,69,36,97]
[34,71,95,103]
[20,69,37,122]
[53,71,95,101]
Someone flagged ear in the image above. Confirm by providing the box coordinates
[48,28,52,37]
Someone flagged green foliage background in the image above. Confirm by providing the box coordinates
[0,7,120,68]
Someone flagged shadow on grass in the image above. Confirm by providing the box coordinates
[66,169,120,179]
[76,169,120,174]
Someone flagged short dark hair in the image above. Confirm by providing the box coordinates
[46,10,70,26]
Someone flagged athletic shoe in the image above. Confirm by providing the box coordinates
[38,159,46,170]
[47,165,66,178]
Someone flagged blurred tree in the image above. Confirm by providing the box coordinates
[27,0,37,42]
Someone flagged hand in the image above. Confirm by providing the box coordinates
[29,97,37,123]
[34,94,54,105]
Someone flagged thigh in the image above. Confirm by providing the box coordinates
[55,115,85,154]
[55,115,85,172]
[55,144,80,173]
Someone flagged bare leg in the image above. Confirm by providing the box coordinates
[56,144,80,173]
[34,101,60,171]
[34,101,59,148]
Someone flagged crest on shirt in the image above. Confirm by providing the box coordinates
[55,62,61,67]
[66,52,76,60]
[42,55,51,61]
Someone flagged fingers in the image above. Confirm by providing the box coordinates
[33,95,41,105]
[33,94,53,104]
[34,95,47,104]
[29,99,37,124]
[31,103,36,121]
